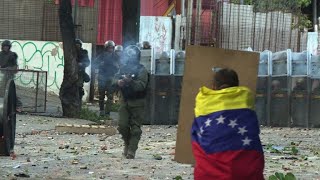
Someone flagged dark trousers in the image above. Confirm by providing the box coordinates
[98,79,114,113]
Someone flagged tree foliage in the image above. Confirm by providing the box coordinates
[231,0,311,11]
[230,0,312,30]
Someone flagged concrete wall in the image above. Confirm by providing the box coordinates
[1,39,92,102]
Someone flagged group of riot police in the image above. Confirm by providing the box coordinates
[95,40,122,117]
[0,38,150,159]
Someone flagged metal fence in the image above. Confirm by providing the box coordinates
[0,0,99,44]
[186,0,310,52]
[0,69,47,113]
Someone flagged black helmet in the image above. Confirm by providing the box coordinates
[75,39,83,47]
[115,45,123,52]
[104,40,115,48]
[1,40,12,48]
[142,41,151,49]
[125,45,141,59]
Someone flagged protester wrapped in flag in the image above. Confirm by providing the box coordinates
[191,68,265,180]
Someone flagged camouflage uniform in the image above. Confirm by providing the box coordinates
[112,45,148,159]
[0,40,22,110]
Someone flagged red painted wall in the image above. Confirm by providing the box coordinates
[56,0,174,45]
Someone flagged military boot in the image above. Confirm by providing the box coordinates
[99,110,105,117]
[105,111,111,117]
[126,150,135,159]
[122,144,129,157]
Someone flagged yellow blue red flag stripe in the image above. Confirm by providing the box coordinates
[191,86,265,180]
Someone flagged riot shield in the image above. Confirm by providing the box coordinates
[270,50,290,127]
[256,76,269,126]
[155,51,171,75]
[290,77,309,127]
[149,51,172,124]
[256,50,271,126]
[174,51,185,75]
[309,55,320,127]
[143,75,153,125]
[140,49,152,73]
[291,51,308,76]
[289,51,309,127]
[258,50,271,76]
[150,75,172,125]
[272,50,289,76]
[309,78,320,128]
[269,76,289,127]
[169,75,183,125]
[309,55,320,77]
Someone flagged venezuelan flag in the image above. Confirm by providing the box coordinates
[191,86,265,180]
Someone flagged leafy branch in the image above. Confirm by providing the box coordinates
[269,172,296,180]
[230,0,312,30]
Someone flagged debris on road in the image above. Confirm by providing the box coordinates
[14,172,30,178]
[0,115,319,179]
[55,124,117,135]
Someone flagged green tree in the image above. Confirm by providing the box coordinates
[231,0,312,30]
[231,0,311,11]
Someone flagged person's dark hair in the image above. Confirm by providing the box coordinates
[213,68,239,89]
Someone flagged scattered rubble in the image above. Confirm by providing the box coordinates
[0,115,319,179]
[55,124,117,135]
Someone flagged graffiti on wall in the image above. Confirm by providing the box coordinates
[0,39,92,100]
[139,16,172,54]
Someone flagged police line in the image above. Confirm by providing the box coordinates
[140,48,320,128]
[256,49,320,128]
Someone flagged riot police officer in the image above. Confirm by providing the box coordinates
[112,45,149,159]
[0,40,17,70]
[115,45,124,66]
[271,80,281,92]
[142,41,151,49]
[292,78,306,92]
[75,39,90,108]
[97,40,119,117]
[0,40,23,112]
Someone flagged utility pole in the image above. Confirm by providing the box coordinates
[73,0,78,25]
[181,0,186,17]
[313,0,317,31]
[73,0,79,37]
[194,0,202,45]
[186,0,193,45]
